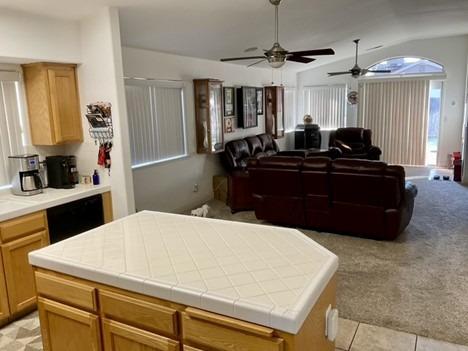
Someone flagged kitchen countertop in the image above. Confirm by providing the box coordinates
[0,184,111,222]
[29,211,338,334]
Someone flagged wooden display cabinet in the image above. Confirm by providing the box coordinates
[22,63,83,145]
[265,86,285,139]
[194,79,224,154]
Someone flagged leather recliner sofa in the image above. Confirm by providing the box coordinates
[222,133,280,212]
[248,156,417,240]
[329,128,382,160]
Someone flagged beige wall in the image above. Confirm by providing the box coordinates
[122,47,297,213]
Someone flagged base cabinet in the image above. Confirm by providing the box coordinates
[34,270,336,351]
[0,251,10,322]
[38,297,102,351]
[103,319,180,351]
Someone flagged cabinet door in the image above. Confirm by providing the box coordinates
[0,251,10,322]
[2,231,48,314]
[103,319,180,351]
[47,67,83,144]
[38,297,101,351]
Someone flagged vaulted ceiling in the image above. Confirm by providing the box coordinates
[2,0,468,70]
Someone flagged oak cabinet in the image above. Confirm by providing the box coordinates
[194,79,224,154]
[2,230,48,314]
[22,63,83,145]
[38,297,102,351]
[265,86,285,139]
[102,319,180,351]
[0,251,10,323]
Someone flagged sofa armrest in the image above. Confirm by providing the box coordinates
[328,147,343,159]
[367,146,382,160]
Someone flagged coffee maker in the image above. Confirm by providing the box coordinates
[46,156,79,189]
[8,154,44,196]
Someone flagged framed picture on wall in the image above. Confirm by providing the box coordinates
[256,88,264,115]
[224,116,235,134]
[237,86,258,129]
[223,87,235,117]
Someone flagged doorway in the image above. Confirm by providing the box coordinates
[426,80,443,166]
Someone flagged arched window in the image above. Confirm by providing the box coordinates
[366,57,445,77]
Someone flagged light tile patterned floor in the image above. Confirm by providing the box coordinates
[1,313,468,351]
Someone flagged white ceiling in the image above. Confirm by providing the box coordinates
[2,0,468,70]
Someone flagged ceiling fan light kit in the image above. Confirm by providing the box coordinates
[220,0,335,68]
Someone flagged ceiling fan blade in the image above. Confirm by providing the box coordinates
[288,48,335,57]
[248,59,267,67]
[328,71,352,76]
[367,70,392,73]
[287,56,315,64]
[220,56,266,62]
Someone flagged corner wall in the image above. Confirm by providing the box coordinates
[65,8,135,219]
[297,35,468,167]
[122,47,297,213]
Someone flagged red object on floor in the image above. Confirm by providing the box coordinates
[452,152,462,182]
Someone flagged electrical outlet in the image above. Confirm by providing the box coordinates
[193,184,199,192]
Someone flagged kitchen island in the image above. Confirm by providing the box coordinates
[29,211,339,351]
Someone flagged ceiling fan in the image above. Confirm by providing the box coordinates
[220,0,335,68]
[328,39,391,78]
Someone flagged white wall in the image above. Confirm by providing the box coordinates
[298,35,468,167]
[122,47,297,213]
[66,8,135,219]
[0,8,80,63]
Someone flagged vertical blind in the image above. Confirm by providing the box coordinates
[125,80,187,167]
[358,79,430,165]
[0,71,24,188]
[303,85,347,129]
[284,87,297,132]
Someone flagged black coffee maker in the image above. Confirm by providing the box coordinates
[46,156,79,189]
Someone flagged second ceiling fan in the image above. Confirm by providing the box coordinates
[220,0,335,68]
[328,39,391,78]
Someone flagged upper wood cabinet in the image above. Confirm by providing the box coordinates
[194,79,224,154]
[265,86,285,139]
[22,63,83,145]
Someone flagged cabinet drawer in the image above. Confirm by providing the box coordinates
[0,211,47,243]
[35,271,97,312]
[103,319,180,351]
[100,290,178,338]
[182,308,284,351]
[183,346,205,351]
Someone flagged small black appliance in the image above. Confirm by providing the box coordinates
[46,155,79,189]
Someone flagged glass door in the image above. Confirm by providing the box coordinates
[426,80,443,166]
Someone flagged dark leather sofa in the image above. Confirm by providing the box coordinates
[248,156,417,240]
[329,128,382,160]
[222,133,280,212]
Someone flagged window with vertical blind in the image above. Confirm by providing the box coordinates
[358,79,430,165]
[0,70,25,188]
[125,79,187,168]
[302,85,347,129]
[284,87,297,132]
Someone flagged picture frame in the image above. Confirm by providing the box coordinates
[223,87,235,117]
[237,86,258,129]
[224,116,235,134]
[256,88,264,115]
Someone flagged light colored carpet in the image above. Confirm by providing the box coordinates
[207,178,468,345]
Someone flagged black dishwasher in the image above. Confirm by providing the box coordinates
[47,195,104,243]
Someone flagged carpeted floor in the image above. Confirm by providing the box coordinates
[207,178,468,346]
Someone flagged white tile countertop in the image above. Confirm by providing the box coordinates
[29,210,338,334]
[0,184,111,222]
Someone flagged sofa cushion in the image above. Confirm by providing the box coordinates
[332,159,387,174]
[224,139,251,170]
[257,156,303,169]
[258,133,278,153]
[245,136,263,155]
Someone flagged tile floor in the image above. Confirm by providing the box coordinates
[1,312,468,351]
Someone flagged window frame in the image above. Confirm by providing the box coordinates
[125,78,189,170]
[363,56,446,80]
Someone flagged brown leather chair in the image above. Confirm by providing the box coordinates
[249,157,305,227]
[222,134,280,212]
[248,156,417,240]
[329,128,382,160]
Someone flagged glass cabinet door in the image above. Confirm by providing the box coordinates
[209,82,223,152]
